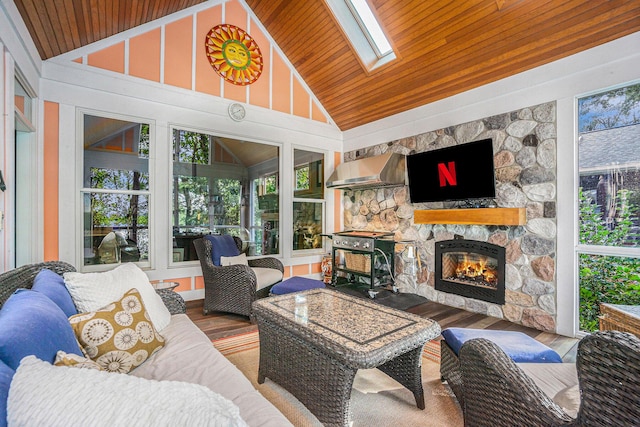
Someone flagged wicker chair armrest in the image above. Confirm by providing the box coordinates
[210,264,257,292]
[247,257,284,273]
[575,331,640,426]
[459,338,573,427]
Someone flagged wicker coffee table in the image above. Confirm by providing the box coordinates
[252,288,441,426]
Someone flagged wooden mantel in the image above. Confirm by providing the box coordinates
[414,207,526,226]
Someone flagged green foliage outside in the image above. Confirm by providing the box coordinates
[578,188,640,331]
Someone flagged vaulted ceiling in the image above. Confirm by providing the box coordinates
[14,0,640,130]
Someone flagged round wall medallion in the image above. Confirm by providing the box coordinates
[228,103,246,121]
[205,24,263,86]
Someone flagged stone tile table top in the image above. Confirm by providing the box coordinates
[253,288,441,368]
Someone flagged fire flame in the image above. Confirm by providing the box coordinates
[454,254,498,285]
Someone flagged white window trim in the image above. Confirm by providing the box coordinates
[77,109,154,272]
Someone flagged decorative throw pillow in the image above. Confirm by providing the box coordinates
[32,269,78,317]
[205,234,240,266]
[8,356,247,427]
[0,359,14,427]
[54,351,104,371]
[220,253,249,266]
[0,289,83,370]
[68,288,165,373]
[63,263,172,332]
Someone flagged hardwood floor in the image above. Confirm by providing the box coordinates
[186,297,580,361]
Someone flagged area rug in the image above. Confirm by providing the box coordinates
[214,332,462,427]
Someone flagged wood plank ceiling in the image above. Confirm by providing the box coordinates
[14,0,640,131]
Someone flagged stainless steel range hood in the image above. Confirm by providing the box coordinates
[326,152,406,190]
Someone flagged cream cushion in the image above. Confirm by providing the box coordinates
[518,362,579,418]
[63,263,171,332]
[7,356,247,427]
[252,267,283,291]
[220,254,249,266]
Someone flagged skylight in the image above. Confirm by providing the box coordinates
[345,0,392,58]
[325,0,396,72]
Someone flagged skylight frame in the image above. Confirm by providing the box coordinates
[324,0,397,72]
[345,0,393,58]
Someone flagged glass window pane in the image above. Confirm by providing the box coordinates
[579,253,640,332]
[172,129,280,260]
[578,84,640,249]
[83,192,148,265]
[83,114,150,266]
[294,149,324,199]
[293,201,324,250]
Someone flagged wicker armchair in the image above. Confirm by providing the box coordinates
[0,261,76,308]
[458,331,640,427]
[193,237,283,319]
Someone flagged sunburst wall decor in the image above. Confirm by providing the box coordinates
[205,24,263,86]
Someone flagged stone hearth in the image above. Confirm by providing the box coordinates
[342,101,558,333]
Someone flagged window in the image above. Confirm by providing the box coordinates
[345,0,392,57]
[172,129,280,260]
[577,82,640,331]
[82,114,150,266]
[325,0,395,71]
[293,149,325,252]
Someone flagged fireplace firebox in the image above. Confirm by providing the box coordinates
[435,239,505,305]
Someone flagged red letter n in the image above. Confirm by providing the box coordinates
[438,161,457,187]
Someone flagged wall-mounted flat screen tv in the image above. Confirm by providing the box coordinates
[406,138,496,203]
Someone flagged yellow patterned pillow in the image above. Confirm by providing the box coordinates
[68,288,165,373]
[54,350,104,370]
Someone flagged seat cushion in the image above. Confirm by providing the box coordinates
[32,269,78,317]
[205,235,240,266]
[0,289,83,370]
[442,327,563,363]
[252,268,283,291]
[270,276,325,295]
[518,362,579,417]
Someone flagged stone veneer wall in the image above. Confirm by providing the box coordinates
[343,101,558,332]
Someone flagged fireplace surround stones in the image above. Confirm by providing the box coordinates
[342,101,558,333]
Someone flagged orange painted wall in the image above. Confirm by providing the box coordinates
[43,102,60,261]
[77,1,329,126]
[164,16,193,89]
[247,20,270,109]
[271,52,291,114]
[292,264,310,276]
[88,42,125,73]
[196,6,223,96]
[130,28,161,82]
[293,77,310,118]
[312,101,327,123]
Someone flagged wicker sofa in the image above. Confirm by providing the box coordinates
[457,331,640,427]
[0,262,291,426]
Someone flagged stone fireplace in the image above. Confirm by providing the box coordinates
[435,239,505,305]
[342,101,558,333]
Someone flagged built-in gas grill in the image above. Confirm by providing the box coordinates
[330,230,396,297]
[332,230,394,252]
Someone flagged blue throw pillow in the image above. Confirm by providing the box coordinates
[0,289,83,370]
[32,269,78,317]
[0,359,13,427]
[205,235,240,266]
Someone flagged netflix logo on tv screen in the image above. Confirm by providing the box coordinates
[406,138,496,203]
